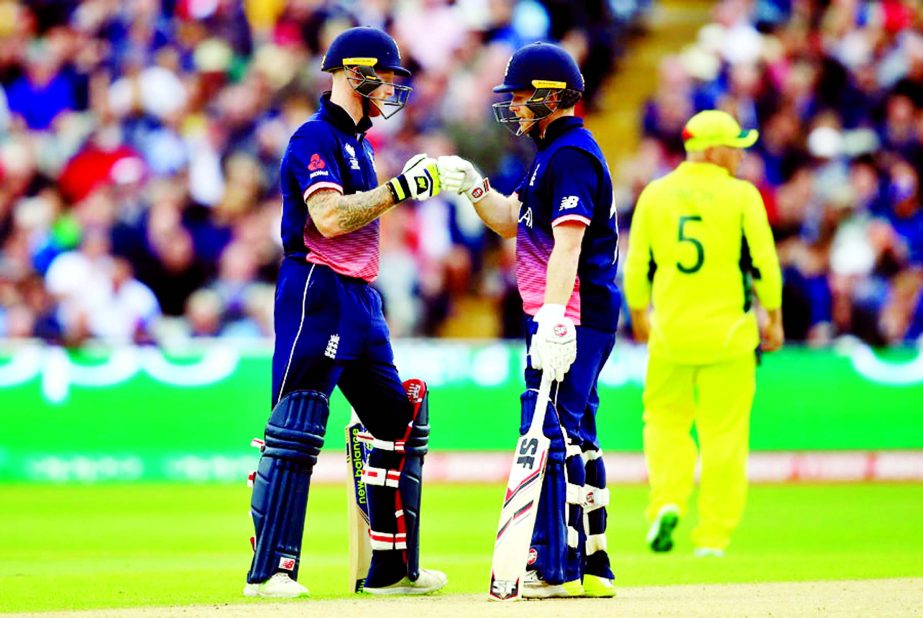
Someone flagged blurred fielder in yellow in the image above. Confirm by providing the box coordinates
[624,110,784,557]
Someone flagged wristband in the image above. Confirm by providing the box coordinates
[466,177,490,203]
[387,174,412,203]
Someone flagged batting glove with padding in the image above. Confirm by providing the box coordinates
[437,155,491,203]
[530,303,577,383]
[388,153,441,202]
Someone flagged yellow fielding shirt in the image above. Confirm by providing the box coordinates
[624,161,782,364]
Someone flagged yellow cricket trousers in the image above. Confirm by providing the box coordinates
[642,351,756,550]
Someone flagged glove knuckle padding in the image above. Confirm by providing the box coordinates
[403,153,425,173]
[247,390,329,583]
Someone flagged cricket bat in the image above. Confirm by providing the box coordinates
[346,409,373,592]
[488,372,553,601]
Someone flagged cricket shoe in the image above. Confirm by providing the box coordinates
[582,574,616,598]
[647,504,680,552]
[522,569,585,599]
[694,547,725,558]
[243,572,308,598]
[363,568,448,595]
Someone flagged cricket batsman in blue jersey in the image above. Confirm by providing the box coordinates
[439,42,621,598]
[244,26,447,598]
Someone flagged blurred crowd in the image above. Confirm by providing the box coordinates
[0,0,647,345]
[620,0,923,346]
[9,0,918,349]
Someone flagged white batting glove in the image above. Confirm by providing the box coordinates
[529,304,577,383]
[437,155,490,203]
[388,153,441,202]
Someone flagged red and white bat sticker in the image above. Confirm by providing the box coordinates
[278,557,296,571]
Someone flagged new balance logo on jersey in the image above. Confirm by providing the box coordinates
[325,334,340,359]
[560,195,579,210]
[519,207,533,228]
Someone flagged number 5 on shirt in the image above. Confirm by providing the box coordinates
[677,215,704,274]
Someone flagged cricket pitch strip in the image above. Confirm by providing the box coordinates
[13,578,922,617]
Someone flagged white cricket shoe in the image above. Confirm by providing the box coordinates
[243,572,309,598]
[363,568,448,595]
[521,569,585,599]
[694,547,725,558]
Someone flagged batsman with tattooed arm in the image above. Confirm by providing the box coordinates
[244,26,446,598]
[440,42,620,599]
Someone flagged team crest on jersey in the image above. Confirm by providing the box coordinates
[344,143,361,170]
[325,334,340,359]
[519,206,533,228]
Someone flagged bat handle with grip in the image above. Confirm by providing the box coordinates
[531,371,554,431]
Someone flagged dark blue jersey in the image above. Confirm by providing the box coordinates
[279,95,382,281]
[515,116,621,332]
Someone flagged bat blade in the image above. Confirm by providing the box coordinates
[488,373,553,601]
[346,410,373,593]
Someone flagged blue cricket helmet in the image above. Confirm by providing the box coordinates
[321,26,411,77]
[493,41,584,94]
[492,42,584,136]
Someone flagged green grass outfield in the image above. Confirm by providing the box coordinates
[1,483,922,612]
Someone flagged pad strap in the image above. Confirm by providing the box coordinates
[586,533,608,554]
[583,485,610,512]
[582,448,604,462]
[369,529,407,551]
[566,482,583,505]
[356,431,406,452]
[363,465,401,488]
[567,525,580,549]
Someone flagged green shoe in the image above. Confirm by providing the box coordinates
[647,504,680,552]
[582,574,616,597]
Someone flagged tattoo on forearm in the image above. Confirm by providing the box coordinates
[308,185,394,236]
